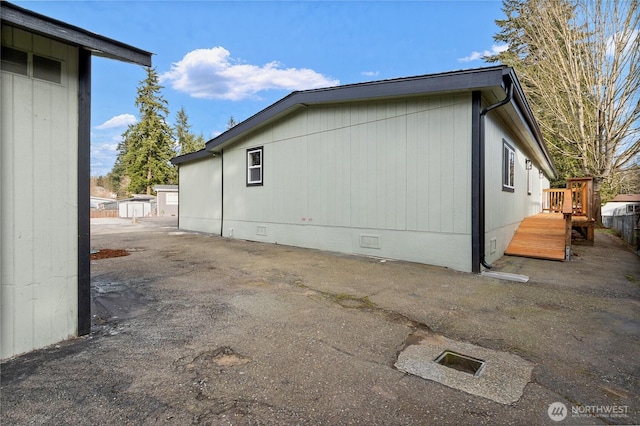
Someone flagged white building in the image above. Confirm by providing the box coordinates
[602,194,640,218]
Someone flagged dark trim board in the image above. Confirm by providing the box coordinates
[171,148,210,165]
[77,48,91,336]
[471,91,482,274]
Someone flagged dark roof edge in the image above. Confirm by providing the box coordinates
[205,66,509,152]
[1,1,152,66]
[174,66,554,178]
[171,149,212,165]
[502,68,558,178]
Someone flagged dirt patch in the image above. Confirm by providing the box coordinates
[91,249,129,260]
[177,347,252,370]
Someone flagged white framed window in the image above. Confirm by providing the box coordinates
[502,140,515,192]
[166,192,179,205]
[526,159,532,195]
[247,147,263,186]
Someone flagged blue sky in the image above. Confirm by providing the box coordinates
[14,1,508,176]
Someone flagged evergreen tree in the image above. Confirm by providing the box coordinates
[119,67,177,195]
[226,115,237,130]
[108,144,130,198]
[175,106,205,155]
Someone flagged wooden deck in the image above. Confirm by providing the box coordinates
[505,178,595,262]
[504,213,567,261]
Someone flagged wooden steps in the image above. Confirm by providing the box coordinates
[504,213,567,261]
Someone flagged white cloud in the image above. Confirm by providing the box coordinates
[458,44,509,63]
[160,47,340,101]
[90,141,121,176]
[92,142,119,157]
[361,71,380,77]
[95,113,137,129]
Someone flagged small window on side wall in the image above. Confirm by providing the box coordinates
[247,147,263,186]
[1,46,28,76]
[1,46,62,84]
[502,140,515,192]
[33,54,62,84]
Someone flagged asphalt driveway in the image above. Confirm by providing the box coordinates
[1,217,638,425]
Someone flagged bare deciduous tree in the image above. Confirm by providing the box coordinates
[490,0,640,221]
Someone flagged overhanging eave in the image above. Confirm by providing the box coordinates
[1,2,152,66]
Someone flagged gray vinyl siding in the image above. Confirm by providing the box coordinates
[220,94,474,271]
[483,113,550,264]
[156,191,178,217]
[1,26,79,359]
[178,156,222,234]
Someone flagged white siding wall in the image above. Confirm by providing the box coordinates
[221,94,474,271]
[483,113,550,265]
[178,156,222,234]
[1,26,79,359]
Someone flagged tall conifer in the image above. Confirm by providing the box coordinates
[175,107,205,155]
[119,67,177,195]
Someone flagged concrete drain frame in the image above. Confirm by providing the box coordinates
[395,331,533,405]
[434,350,486,377]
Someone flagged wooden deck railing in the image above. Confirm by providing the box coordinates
[541,188,580,260]
[543,189,567,213]
[542,178,595,252]
[568,177,593,219]
[543,178,594,219]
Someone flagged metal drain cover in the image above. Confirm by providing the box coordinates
[395,331,533,404]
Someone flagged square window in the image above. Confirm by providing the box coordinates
[502,140,515,192]
[33,54,61,84]
[1,46,28,76]
[247,147,263,186]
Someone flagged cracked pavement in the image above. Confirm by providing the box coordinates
[1,217,638,425]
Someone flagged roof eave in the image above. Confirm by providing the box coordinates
[501,68,558,180]
[187,66,556,179]
[204,66,510,154]
[171,148,213,165]
[1,2,152,66]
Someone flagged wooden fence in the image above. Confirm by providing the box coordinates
[90,209,119,218]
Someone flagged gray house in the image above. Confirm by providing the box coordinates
[153,184,179,217]
[1,2,151,359]
[172,66,556,273]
